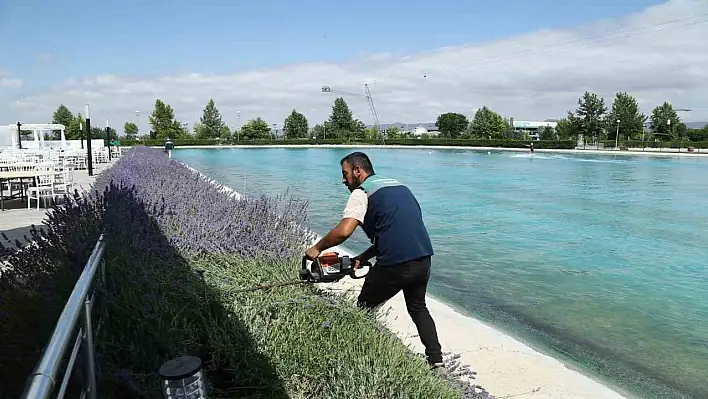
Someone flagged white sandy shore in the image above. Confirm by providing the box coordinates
[152,143,708,158]
[318,241,631,399]
[181,161,633,399]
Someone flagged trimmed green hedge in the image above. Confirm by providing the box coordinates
[118,138,577,149]
[599,140,708,149]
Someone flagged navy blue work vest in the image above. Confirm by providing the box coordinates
[357,175,434,266]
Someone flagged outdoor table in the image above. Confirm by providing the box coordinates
[0,169,53,211]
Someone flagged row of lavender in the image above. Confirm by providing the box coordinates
[1,147,491,398]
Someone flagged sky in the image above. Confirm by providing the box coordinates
[0,0,706,133]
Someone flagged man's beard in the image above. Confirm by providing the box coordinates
[348,176,363,191]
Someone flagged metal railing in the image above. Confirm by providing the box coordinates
[22,234,106,399]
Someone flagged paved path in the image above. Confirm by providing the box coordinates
[0,161,116,251]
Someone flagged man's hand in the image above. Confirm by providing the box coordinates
[306,218,360,260]
[305,246,321,261]
[352,245,377,270]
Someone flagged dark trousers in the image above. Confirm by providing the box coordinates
[357,256,443,365]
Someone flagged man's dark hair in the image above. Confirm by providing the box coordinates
[340,151,375,174]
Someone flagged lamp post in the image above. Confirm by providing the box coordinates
[135,110,140,136]
[665,118,671,153]
[615,119,620,149]
[106,119,111,161]
[236,111,241,142]
[16,122,22,149]
[79,121,84,149]
[86,104,93,176]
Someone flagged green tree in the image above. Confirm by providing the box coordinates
[555,117,577,140]
[149,99,188,140]
[283,109,309,139]
[650,102,683,141]
[91,126,118,141]
[364,127,383,140]
[351,119,367,140]
[124,122,138,138]
[107,127,118,141]
[328,97,356,137]
[539,125,556,140]
[240,117,271,140]
[467,106,508,139]
[311,123,325,139]
[219,125,232,140]
[65,113,85,140]
[606,92,647,141]
[52,104,74,139]
[194,98,227,139]
[436,112,469,139]
[687,125,708,141]
[385,126,405,139]
[571,92,607,142]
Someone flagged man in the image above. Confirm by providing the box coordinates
[164,138,174,159]
[305,151,445,374]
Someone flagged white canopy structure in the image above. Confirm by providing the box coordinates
[411,125,429,136]
[6,123,67,149]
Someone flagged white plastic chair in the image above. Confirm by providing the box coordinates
[27,166,55,210]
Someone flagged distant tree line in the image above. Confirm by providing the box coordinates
[46,91,707,145]
[433,92,702,143]
[47,104,119,141]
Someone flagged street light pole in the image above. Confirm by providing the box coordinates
[16,122,22,149]
[86,104,93,176]
[236,111,241,142]
[106,119,111,161]
[615,119,620,149]
[666,118,671,153]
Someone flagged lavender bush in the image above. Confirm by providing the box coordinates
[92,147,316,258]
[0,190,104,398]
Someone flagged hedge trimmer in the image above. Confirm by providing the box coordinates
[233,252,373,293]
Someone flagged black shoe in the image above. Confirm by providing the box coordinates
[430,362,447,377]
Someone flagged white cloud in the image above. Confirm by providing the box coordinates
[3,0,707,131]
[0,70,23,88]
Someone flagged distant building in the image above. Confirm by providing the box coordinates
[511,119,558,140]
[370,118,574,139]
[368,122,440,136]
[411,125,430,136]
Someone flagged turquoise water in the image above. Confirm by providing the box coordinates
[175,147,708,399]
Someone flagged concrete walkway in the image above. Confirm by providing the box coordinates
[0,161,116,250]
